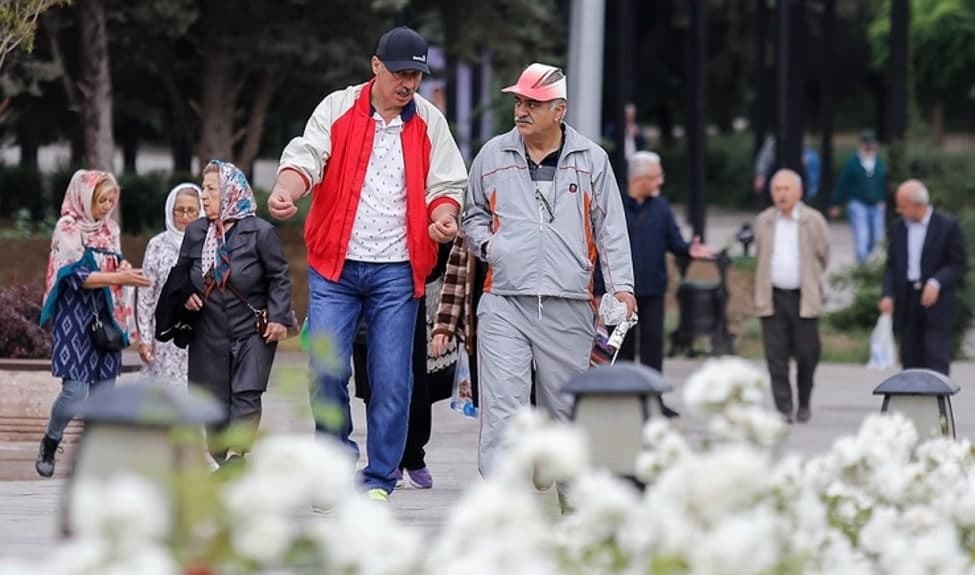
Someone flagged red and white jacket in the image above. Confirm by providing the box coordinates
[278,80,467,296]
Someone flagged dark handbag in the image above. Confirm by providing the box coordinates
[89,296,125,352]
[225,281,272,335]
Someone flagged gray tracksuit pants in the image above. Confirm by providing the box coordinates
[476,293,595,476]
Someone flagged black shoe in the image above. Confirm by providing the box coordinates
[796,406,811,423]
[779,411,794,425]
[659,399,681,419]
[35,435,60,478]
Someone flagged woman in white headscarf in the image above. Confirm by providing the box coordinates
[136,182,203,384]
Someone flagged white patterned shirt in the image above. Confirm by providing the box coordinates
[347,112,409,262]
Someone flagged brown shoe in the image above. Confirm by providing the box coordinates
[796,406,811,423]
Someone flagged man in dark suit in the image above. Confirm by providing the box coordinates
[879,179,967,375]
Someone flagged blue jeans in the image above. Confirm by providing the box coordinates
[847,200,886,264]
[308,262,419,493]
[46,378,115,441]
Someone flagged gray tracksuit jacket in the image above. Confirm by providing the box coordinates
[462,124,634,302]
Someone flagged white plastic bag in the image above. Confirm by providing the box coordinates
[867,313,897,370]
[450,349,477,418]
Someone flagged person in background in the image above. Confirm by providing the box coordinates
[753,169,830,424]
[137,183,203,384]
[36,170,150,477]
[595,151,712,417]
[181,161,293,465]
[830,130,887,264]
[879,179,967,376]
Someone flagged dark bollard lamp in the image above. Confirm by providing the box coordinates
[62,379,224,536]
[873,369,960,439]
[736,222,755,257]
[562,362,672,481]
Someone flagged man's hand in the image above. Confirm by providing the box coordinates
[878,296,893,315]
[688,235,715,259]
[429,204,459,243]
[921,282,940,307]
[268,171,306,221]
[829,206,842,219]
[753,176,765,193]
[614,291,637,319]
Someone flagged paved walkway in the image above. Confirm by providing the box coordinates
[3,355,975,558]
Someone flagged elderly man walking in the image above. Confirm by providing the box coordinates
[463,63,635,476]
[268,26,467,501]
[754,169,830,423]
[879,179,967,375]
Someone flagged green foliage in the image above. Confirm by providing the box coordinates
[869,0,975,124]
[0,0,69,71]
[656,133,755,209]
[827,260,886,333]
[0,163,45,218]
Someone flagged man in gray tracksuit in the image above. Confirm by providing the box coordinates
[463,63,636,476]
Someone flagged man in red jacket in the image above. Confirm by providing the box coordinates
[268,26,467,502]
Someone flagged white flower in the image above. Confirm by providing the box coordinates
[310,497,421,575]
[241,434,357,509]
[69,475,170,545]
[708,404,789,447]
[652,445,773,525]
[230,514,296,565]
[556,471,643,559]
[496,409,589,489]
[687,507,782,575]
[429,480,557,575]
[683,357,768,414]
[634,419,691,484]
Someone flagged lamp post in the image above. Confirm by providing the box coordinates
[562,362,672,482]
[63,379,224,536]
[736,223,755,257]
[872,369,960,439]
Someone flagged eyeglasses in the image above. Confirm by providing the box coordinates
[173,208,200,216]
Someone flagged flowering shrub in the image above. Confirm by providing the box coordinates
[3,357,975,574]
[0,282,52,359]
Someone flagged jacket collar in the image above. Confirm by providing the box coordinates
[356,80,417,123]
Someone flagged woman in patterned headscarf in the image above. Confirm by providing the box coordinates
[179,160,293,464]
[36,170,151,478]
[136,182,203,384]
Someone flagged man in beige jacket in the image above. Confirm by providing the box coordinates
[753,169,830,423]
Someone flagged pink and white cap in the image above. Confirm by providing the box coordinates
[501,63,567,102]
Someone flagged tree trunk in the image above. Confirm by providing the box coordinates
[931,101,945,146]
[78,0,115,172]
[121,131,138,174]
[235,68,276,177]
[18,123,39,168]
[197,45,237,165]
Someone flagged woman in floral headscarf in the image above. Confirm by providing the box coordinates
[36,170,151,478]
[136,183,203,384]
[179,160,293,464]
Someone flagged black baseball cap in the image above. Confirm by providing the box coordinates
[375,26,430,74]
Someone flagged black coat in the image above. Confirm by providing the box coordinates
[178,216,293,393]
[883,209,967,333]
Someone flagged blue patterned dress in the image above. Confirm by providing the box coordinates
[48,251,121,383]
